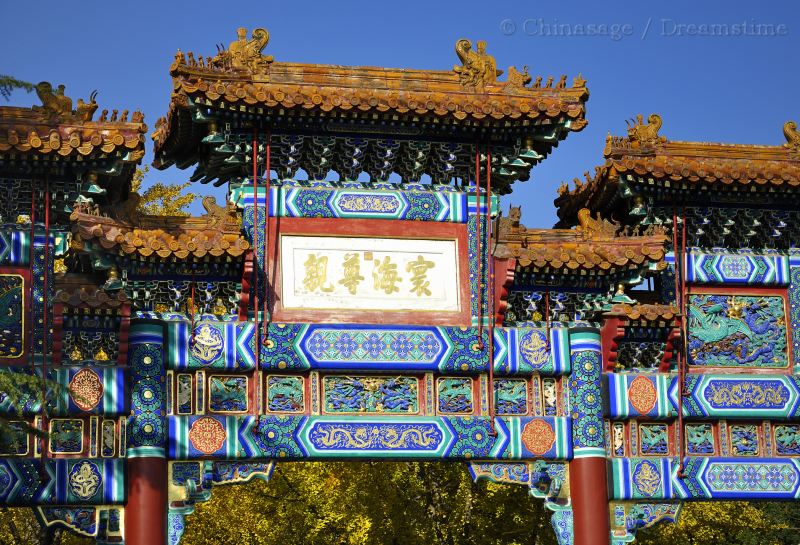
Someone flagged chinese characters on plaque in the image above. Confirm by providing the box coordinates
[280,236,461,312]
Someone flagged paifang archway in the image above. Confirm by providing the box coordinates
[2,26,800,545]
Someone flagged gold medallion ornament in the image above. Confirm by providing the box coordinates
[521,418,556,455]
[190,324,224,365]
[188,417,227,455]
[68,461,102,500]
[633,460,661,497]
[628,375,658,415]
[69,368,104,411]
[519,330,549,367]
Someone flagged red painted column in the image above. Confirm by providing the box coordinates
[568,328,610,545]
[570,457,610,545]
[127,457,167,545]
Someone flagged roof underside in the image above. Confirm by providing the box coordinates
[555,115,800,226]
[152,28,589,193]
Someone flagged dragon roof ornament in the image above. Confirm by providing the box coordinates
[493,206,667,273]
[0,82,147,169]
[555,115,800,226]
[70,196,249,259]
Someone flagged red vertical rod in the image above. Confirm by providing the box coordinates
[474,145,483,349]
[27,189,36,368]
[672,207,686,475]
[252,130,260,367]
[679,207,688,475]
[189,277,196,341]
[544,288,551,349]
[485,149,496,435]
[262,133,271,343]
[41,180,50,462]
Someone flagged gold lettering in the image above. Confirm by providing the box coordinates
[338,252,364,295]
[373,256,401,294]
[406,255,435,297]
[303,254,334,293]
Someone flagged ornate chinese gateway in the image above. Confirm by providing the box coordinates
[1,26,799,545]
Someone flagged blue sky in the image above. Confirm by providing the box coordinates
[2,1,797,226]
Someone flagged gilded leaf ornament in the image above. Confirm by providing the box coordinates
[783,120,800,152]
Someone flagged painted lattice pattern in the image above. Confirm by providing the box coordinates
[569,350,604,453]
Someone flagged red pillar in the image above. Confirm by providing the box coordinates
[570,457,610,545]
[127,457,167,545]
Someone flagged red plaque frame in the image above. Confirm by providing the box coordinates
[264,217,471,326]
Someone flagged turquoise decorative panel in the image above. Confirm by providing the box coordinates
[568,329,605,458]
[0,459,125,505]
[266,375,305,413]
[262,323,487,373]
[493,327,570,375]
[0,229,31,266]
[323,375,419,414]
[611,457,800,500]
[235,181,498,223]
[127,323,167,458]
[0,272,24,359]
[208,375,249,413]
[685,424,715,455]
[49,419,84,454]
[686,252,790,285]
[685,458,800,499]
[0,367,127,417]
[609,373,800,419]
[607,373,675,419]
[775,425,800,455]
[639,424,669,456]
[261,323,569,375]
[167,415,571,460]
[687,293,788,368]
[49,367,128,416]
[437,377,473,414]
[298,325,455,369]
[550,508,574,545]
[166,320,256,371]
[494,378,528,415]
[610,458,674,499]
[730,424,760,456]
[682,374,800,418]
[790,267,800,370]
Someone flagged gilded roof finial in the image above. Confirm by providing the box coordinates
[32,82,99,122]
[626,113,664,147]
[783,120,800,152]
[223,27,273,74]
[503,65,531,92]
[453,39,502,88]
[576,208,619,238]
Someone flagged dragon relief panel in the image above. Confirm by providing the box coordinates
[687,294,788,368]
[437,377,473,414]
[266,376,305,413]
[774,425,800,455]
[494,379,528,415]
[208,375,249,413]
[323,376,419,414]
